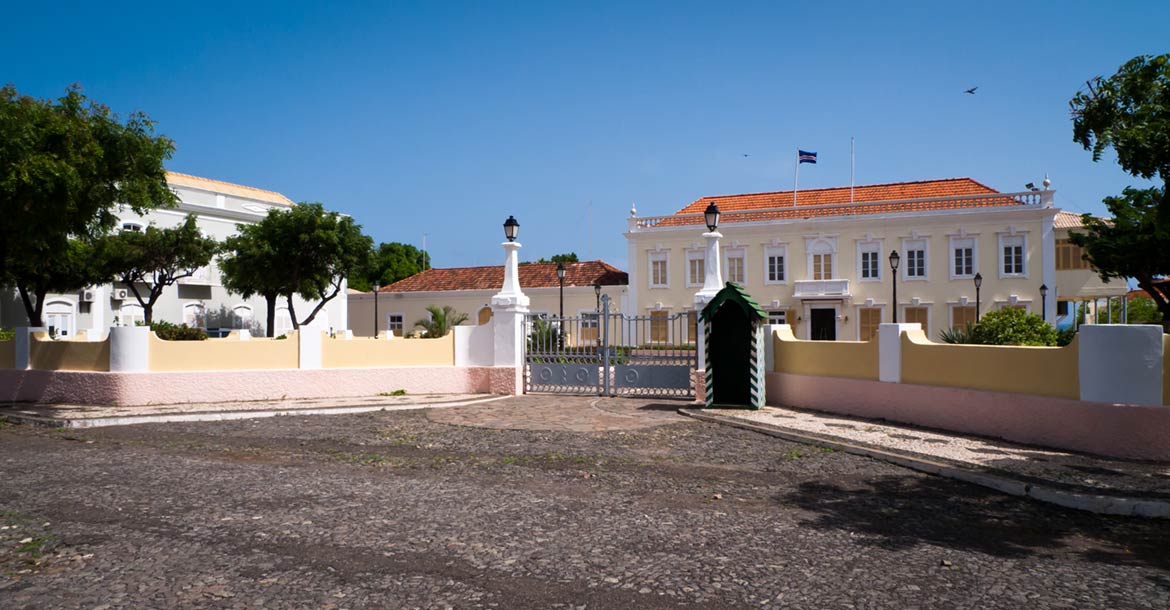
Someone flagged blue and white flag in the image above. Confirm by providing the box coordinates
[798,150,818,164]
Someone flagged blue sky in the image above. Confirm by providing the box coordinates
[3,1,1167,270]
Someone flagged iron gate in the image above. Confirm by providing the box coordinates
[524,295,696,398]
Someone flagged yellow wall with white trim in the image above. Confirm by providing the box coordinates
[321,333,455,368]
[901,329,1079,399]
[29,333,110,371]
[148,332,299,371]
[772,327,878,380]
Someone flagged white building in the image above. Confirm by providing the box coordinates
[0,172,348,337]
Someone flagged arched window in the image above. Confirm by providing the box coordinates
[45,300,76,338]
[274,307,293,335]
[120,303,145,327]
[183,303,206,328]
[232,305,253,328]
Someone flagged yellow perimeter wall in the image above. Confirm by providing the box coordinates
[322,333,455,368]
[901,329,1079,400]
[29,333,110,371]
[0,340,13,369]
[149,333,299,371]
[773,327,879,380]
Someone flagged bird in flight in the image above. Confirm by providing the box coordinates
[742,154,751,157]
[964,86,978,95]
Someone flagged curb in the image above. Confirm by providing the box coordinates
[678,408,1170,519]
[1,395,511,429]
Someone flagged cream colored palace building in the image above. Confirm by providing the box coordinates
[624,177,1124,342]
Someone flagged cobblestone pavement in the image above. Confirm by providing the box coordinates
[2,398,1170,609]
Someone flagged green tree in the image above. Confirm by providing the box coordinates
[1069,188,1170,327]
[349,242,429,292]
[99,216,220,324]
[968,308,1059,347]
[277,203,372,329]
[12,239,109,326]
[536,252,579,264]
[219,217,287,337]
[1069,54,1170,328]
[0,84,176,325]
[1071,54,1170,214]
[413,305,468,338]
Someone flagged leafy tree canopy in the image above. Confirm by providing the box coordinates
[1071,54,1170,195]
[0,84,176,325]
[219,215,288,336]
[99,215,220,324]
[349,242,429,292]
[536,252,579,264]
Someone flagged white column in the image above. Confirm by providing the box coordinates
[14,327,46,370]
[108,326,150,372]
[87,285,108,340]
[693,229,723,366]
[1041,212,1057,324]
[1078,324,1163,405]
[298,330,323,369]
[877,322,922,383]
[491,241,530,395]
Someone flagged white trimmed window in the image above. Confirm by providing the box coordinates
[121,222,144,233]
[950,237,976,279]
[767,310,787,325]
[120,303,144,327]
[387,313,405,337]
[686,250,705,287]
[857,242,881,281]
[724,248,745,284]
[903,239,927,279]
[764,246,787,284]
[649,252,669,288]
[1000,234,1026,277]
[183,303,206,327]
[805,237,838,281]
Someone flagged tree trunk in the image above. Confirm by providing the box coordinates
[16,285,43,327]
[285,295,300,330]
[265,293,277,337]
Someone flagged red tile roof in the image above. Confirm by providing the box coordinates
[655,178,1027,226]
[379,260,628,293]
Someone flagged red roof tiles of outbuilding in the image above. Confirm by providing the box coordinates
[379,260,627,293]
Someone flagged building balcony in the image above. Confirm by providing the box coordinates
[793,279,851,299]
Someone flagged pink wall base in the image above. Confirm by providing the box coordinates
[767,372,1170,461]
[0,367,514,406]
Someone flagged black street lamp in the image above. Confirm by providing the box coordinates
[556,261,566,320]
[373,282,380,338]
[973,272,983,322]
[593,282,601,311]
[503,215,520,242]
[1040,283,1049,322]
[888,250,901,323]
[704,202,720,232]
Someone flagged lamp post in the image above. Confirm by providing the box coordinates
[695,203,724,305]
[593,282,601,311]
[373,282,380,338]
[556,262,566,320]
[973,272,983,322]
[1040,283,1048,322]
[888,250,900,323]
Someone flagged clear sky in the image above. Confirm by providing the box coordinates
[3,1,1167,270]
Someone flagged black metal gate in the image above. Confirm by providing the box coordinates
[524,295,696,398]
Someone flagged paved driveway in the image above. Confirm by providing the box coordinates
[2,397,1169,609]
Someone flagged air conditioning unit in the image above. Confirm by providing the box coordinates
[113,289,128,301]
[81,290,96,302]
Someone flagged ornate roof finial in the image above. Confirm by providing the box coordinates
[630,201,637,217]
[1042,174,1051,190]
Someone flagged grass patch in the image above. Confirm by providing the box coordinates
[378,389,407,397]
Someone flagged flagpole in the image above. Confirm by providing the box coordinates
[850,137,855,204]
[793,149,799,206]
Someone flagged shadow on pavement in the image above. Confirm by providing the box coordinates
[777,475,1170,571]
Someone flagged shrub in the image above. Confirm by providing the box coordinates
[151,321,208,341]
[1056,327,1078,347]
[968,308,1058,346]
[938,325,975,344]
[0,327,13,341]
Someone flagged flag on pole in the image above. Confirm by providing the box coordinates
[798,150,818,164]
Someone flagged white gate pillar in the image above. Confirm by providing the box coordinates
[491,239,530,395]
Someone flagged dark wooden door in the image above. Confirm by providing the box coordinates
[810,308,836,341]
[711,304,751,406]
